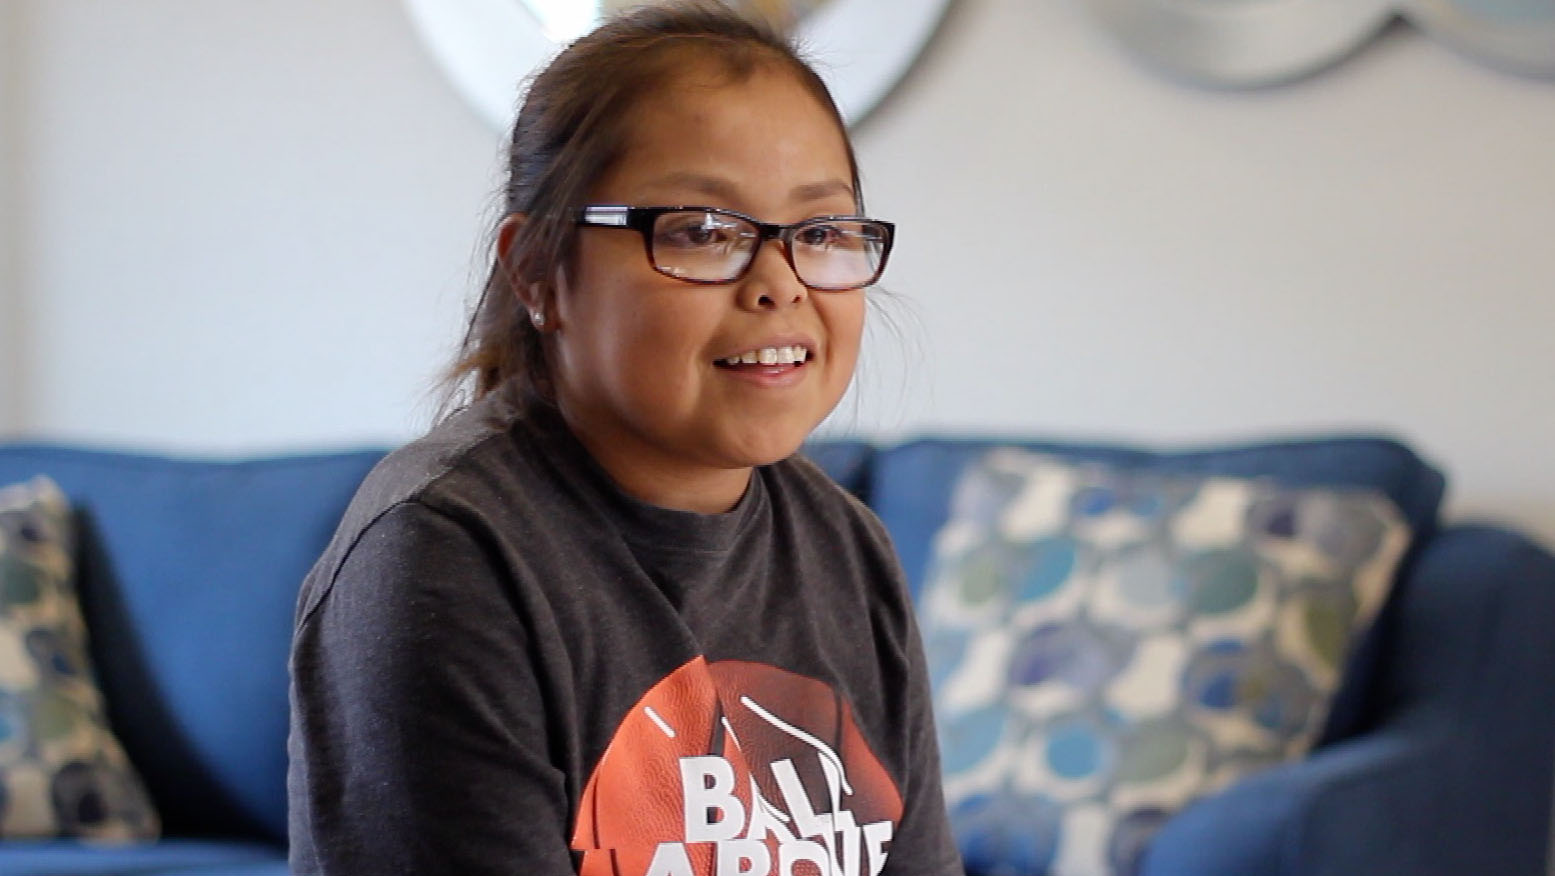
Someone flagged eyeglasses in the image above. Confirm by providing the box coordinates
[576,205,895,292]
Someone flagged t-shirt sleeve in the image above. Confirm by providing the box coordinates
[288,500,575,876]
[865,513,964,876]
[890,608,964,875]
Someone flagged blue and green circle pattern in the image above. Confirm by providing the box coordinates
[0,477,160,840]
[921,451,1411,875]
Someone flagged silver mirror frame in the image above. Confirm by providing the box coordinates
[1086,0,1555,88]
[1401,0,1555,78]
[1084,0,1397,88]
[401,0,954,131]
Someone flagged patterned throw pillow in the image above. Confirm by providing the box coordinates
[0,476,159,840]
[920,450,1411,876]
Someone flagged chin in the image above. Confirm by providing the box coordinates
[718,426,812,469]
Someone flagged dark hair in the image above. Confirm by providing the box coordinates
[440,1,864,412]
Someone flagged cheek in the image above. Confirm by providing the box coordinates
[824,295,868,373]
[559,272,720,397]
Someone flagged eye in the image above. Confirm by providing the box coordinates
[655,213,747,250]
[796,223,845,249]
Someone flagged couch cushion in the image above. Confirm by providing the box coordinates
[0,476,159,840]
[0,837,283,875]
[873,436,1447,751]
[870,436,1444,602]
[920,449,1415,875]
[0,445,385,844]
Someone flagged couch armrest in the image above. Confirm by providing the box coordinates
[1144,523,1555,876]
[1141,730,1444,876]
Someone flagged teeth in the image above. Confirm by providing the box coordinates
[722,346,809,366]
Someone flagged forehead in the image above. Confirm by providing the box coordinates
[592,59,854,206]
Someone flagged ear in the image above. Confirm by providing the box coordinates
[498,213,553,329]
[496,212,525,259]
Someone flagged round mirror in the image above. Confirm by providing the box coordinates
[1401,0,1555,77]
[402,0,952,131]
[519,1,837,41]
[1084,0,1396,87]
[1085,0,1555,86]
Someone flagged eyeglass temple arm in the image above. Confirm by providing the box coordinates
[578,205,631,226]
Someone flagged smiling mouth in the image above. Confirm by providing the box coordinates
[716,345,811,368]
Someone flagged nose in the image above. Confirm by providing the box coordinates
[737,238,809,311]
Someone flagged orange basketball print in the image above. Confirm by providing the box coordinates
[572,658,903,876]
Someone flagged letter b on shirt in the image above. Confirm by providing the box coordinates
[680,756,745,842]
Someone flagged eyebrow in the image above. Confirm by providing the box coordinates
[790,179,857,203]
[642,172,856,206]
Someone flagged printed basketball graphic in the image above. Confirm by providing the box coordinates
[571,658,903,876]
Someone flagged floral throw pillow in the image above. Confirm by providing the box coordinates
[920,450,1411,876]
[0,476,159,840]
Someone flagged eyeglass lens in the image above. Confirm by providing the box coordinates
[650,211,887,289]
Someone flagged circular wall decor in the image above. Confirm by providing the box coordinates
[1086,0,1555,87]
[401,0,954,131]
[1402,0,1555,77]
[1085,0,1399,88]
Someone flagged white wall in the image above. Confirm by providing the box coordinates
[5,0,1554,548]
[842,3,1555,549]
[0,2,25,433]
[13,0,495,451]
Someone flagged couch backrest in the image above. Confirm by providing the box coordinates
[799,440,874,500]
[0,445,384,844]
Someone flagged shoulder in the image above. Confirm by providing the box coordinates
[342,394,525,527]
[296,393,546,624]
[761,453,911,620]
[766,452,896,555]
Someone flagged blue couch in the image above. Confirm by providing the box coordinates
[1,435,1551,876]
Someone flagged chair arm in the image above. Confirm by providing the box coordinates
[1144,522,1555,876]
[1141,729,1450,876]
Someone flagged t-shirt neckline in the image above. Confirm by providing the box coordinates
[513,394,768,556]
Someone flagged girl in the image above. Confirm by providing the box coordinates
[287,5,959,875]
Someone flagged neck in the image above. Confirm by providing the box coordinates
[556,403,753,515]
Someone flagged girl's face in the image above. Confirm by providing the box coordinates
[548,63,866,513]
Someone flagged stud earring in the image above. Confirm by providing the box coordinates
[530,311,546,328]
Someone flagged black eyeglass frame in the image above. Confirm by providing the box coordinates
[575,204,896,292]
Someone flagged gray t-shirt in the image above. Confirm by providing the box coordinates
[287,391,961,875]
